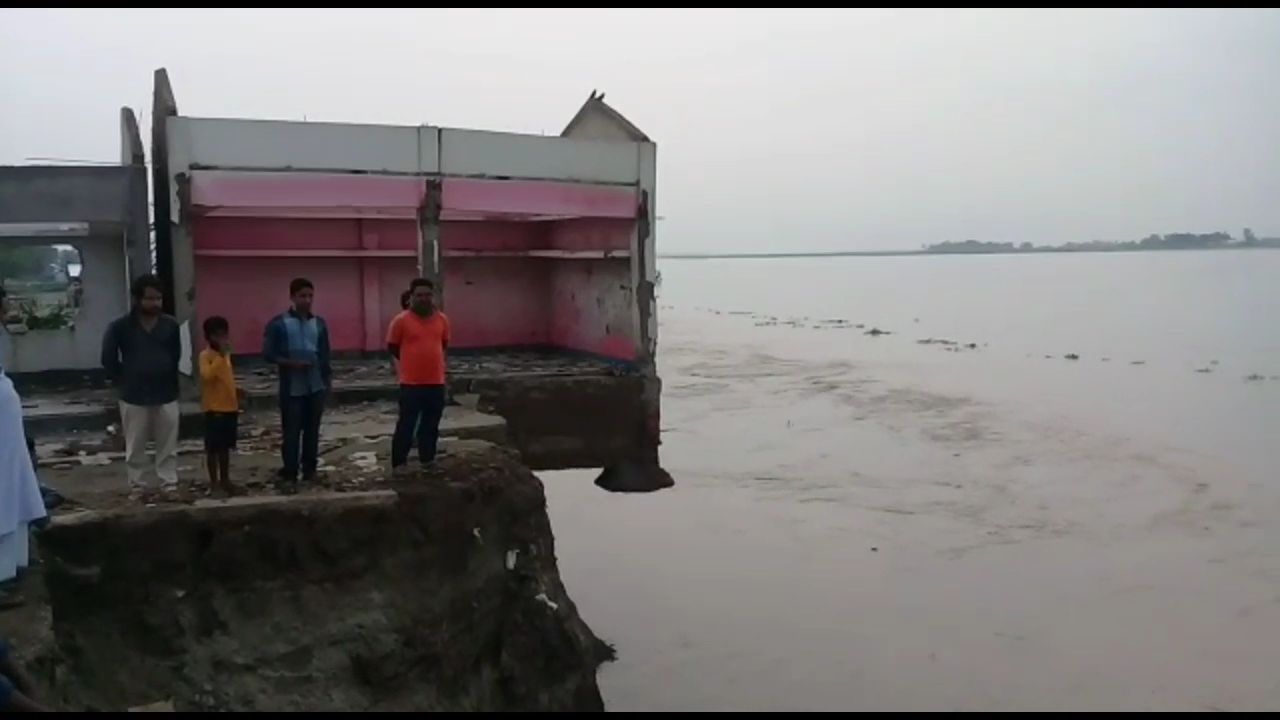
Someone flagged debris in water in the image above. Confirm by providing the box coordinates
[865,327,891,337]
[1244,374,1266,382]
[1101,357,1111,362]
[1130,360,1146,365]
[534,593,560,611]
[1195,367,1213,374]
[870,547,879,552]
[965,343,978,350]
[1064,353,1080,360]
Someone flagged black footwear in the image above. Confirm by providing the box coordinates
[275,470,299,495]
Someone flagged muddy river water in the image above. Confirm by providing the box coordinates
[545,251,1280,711]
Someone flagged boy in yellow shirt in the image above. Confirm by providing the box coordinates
[198,316,241,497]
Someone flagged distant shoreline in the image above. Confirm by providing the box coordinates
[660,246,1280,260]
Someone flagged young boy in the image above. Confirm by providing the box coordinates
[198,316,241,498]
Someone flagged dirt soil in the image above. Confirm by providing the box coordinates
[10,441,612,711]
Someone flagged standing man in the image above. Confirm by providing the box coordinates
[263,278,331,491]
[387,278,450,469]
[101,274,182,501]
[1,286,47,609]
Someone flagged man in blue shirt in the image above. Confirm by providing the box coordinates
[262,278,332,491]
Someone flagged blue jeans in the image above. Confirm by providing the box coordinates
[392,385,446,467]
[281,391,325,479]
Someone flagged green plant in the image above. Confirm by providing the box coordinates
[8,299,75,330]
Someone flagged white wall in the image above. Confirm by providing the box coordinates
[166,117,438,221]
[165,118,645,220]
[437,128,640,185]
[637,142,658,365]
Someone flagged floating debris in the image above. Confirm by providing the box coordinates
[1130,360,1146,366]
[1101,357,1111,362]
[865,328,892,337]
[1244,374,1266,382]
[917,338,958,346]
[533,593,560,611]
[1064,354,1080,361]
[1195,367,1213,374]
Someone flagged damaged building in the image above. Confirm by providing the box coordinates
[0,109,151,376]
[150,70,668,488]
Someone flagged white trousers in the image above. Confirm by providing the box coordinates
[119,401,180,490]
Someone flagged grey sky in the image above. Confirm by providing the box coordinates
[3,8,1278,252]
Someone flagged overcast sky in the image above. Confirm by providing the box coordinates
[2,8,1278,252]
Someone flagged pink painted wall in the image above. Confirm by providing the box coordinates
[193,215,419,353]
[441,178,637,220]
[437,216,637,359]
[549,260,636,360]
[194,256,366,352]
[548,219,636,360]
[439,221,548,348]
[548,218,633,252]
[191,171,425,219]
[439,220,549,253]
[188,173,641,358]
[443,258,551,348]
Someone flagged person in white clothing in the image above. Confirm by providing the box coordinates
[0,286,48,607]
[100,275,183,500]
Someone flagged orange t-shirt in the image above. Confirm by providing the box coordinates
[387,310,450,385]
[198,348,239,413]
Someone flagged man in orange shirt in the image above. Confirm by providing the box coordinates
[386,278,450,468]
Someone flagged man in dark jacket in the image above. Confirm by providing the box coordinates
[101,274,182,499]
[262,278,332,490]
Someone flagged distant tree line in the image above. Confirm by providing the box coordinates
[925,229,1280,255]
